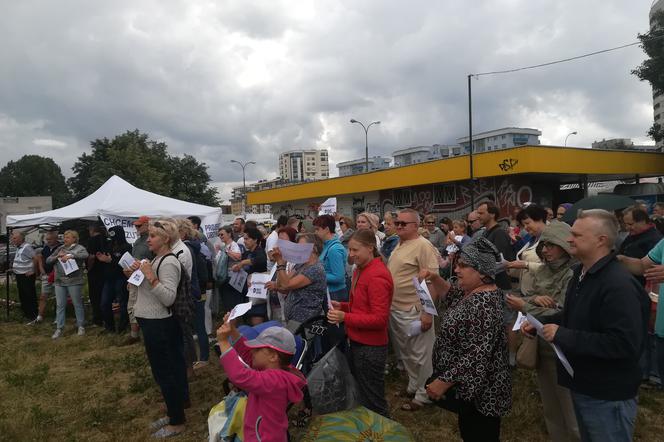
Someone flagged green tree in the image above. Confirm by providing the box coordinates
[0,155,71,208]
[68,129,219,205]
[632,10,664,143]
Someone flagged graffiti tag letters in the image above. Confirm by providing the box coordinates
[498,158,518,172]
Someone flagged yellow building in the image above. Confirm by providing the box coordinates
[247,146,664,220]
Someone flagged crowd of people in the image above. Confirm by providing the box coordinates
[7,200,664,441]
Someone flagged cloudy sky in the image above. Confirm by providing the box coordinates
[0,0,658,200]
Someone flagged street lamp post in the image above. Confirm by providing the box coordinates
[350,119,380,173]
[230,159,255,215]
[564,131,578,147]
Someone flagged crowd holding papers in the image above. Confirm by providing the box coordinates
[118,251,145,287]
[412,277,437,316]
[276,239,313,264]
[248,273,270,299]
[318,197,337,215]
[228,301,253,321]
[61,257,79,275]
[526,313,574,377]
[229,269,248,292]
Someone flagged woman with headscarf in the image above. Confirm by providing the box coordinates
[507,221,580,442]
[47,230,89,339]
[98,225,132,333]
[422,238,512,442]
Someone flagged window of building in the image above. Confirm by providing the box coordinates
[656,113,661,121]
[655,102,660,110]
[502,134,506,139]
[502,143,507,148]
[393,189,412,207]
[433,184,456,205]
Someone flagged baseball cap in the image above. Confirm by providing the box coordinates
[133,216,150,226]
[244,327,296,355]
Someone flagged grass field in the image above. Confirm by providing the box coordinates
[1,288,663,441]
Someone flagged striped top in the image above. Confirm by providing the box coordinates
[13,242,35,275]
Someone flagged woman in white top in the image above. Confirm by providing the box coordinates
[127,220,187,439]
[218,226,243,312]
[506,205,548,296]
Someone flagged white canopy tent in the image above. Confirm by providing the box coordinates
[6,175,223,239]
[4,175,223,319]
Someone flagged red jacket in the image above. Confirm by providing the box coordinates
[339,257,393,346]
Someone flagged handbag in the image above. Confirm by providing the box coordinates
[425,375,463,413]
[516,334,538,369]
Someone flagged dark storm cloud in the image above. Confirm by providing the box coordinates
[0,0,655,198]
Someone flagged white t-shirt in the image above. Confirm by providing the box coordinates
[225,241,241,255]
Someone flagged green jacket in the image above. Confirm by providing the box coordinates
[521,221,575,318]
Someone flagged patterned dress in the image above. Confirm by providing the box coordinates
[432,285,512,417]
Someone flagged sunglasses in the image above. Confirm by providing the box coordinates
[394,221,417,227]
[339,221,345,226]
[153,221,165,230]
[425,222,435,225]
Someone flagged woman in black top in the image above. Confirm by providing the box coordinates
[99,225,132,333]
[231,226,267,325]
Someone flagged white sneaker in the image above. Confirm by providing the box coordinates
[26,317,42,326]
[77,327,85,336]
[52,329,62,339]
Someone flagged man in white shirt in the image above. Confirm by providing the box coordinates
[11,230,38,321]
[265,215,289,271]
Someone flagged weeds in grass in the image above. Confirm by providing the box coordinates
[5,363,49,388]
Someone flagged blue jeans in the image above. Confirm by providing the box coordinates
[101,276,129,332]
[193,300,209,362]
[571,391,637,442]
[55,284,85,329]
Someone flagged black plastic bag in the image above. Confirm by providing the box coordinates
[306,347,358,415]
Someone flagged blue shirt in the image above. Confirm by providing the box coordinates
[648,239,664,337]
[320,237,347,292]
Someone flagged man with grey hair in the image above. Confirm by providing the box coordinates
[387,208,439,411]
[523,209,649,441]
[10,230,39,321]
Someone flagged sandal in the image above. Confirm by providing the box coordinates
[393,389,415,399]
[400,400,425,412]
[193,360,209,370]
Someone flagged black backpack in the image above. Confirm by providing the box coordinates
[156,253,194,324]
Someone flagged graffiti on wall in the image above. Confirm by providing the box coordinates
[272,177,544,221]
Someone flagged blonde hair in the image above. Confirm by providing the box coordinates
[357,212,379,231]
[175,218,195,239]
[453,219,467,230]
[418,227,430,239]
[64,230,79,242]
[150,220,179,246]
